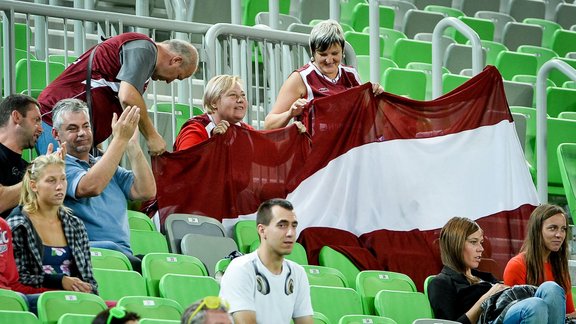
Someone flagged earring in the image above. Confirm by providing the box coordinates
[311,57,315,62]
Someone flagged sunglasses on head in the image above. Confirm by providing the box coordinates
[187,296,229,324]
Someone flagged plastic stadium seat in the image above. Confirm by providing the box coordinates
[130,229,169,255]
[0,23,33,51]
[0,288,28,311]
[339,315,398,324]
[362,27,407,59]
[48,54,78,66]
[180,234,238,276]
[475,11,516,44]
[456,0,500,17]
[555,3,576,30]
[92,268,147,301]
[344,32,385,57]
[255,12,301,31]
[310,286,363,324]
[452,17,495,44]
[127,210,156,231]
[340,0,367,25]
[298,0,329,24]
[442,74,471,94]
[508,0,545,21]
[313,312,330,324]
[402,9,444,39]
[355,56,398,84]
[351,3,395,32]
[380,0,417,31]
[37,291,107,324]
[547,87,576,118]
[56,313,95,324]
[188,0,231,24]
[414,32,454,59]
[383,68,427,100]
[214,258,231,282]
[522,18,561,48]
[551,30,576,58]
[559,111,576,120]
[0,310,39,323]
[424,5,464,18]
[502,22,543,51]
[558,143,576,224]
[444,44,487,75]
[234,220,258,253]
[319,246,361,289]
[242,0,290,26]
[412,0,451,10]
[287,23,313,34]
[544,0,564,21]
[549,58,576,89]
[142,253,208,297]
[90,247,133,271]
[356,270,417,315]
[406,62,449,100]
[495,51,537,81]
[159,274,219,309]
[165,213,225,254]
[117,296,183,321]
[15,59,65,94]
[392,38,432,68]
[517,45,558,70]
[374,290,433,324]
[249,240,309,265]
[423,275,435,299]
[477,40,508,66]
[511,112,528,153]
[302,265,348,288]
[503,81,534,107]
[565,81,576,89]
[510,106,538,172]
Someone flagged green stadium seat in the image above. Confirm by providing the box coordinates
[406,62,449,100]
[233,219,258,253]
[477,40,508,66]
[551,30,576,58]
[374,290,433,324]
[0,23,33,51]
[510,106,540,174]
[495,51,537,80]
[392,38,432,68]
[424,5,464,18]
[559,111,576,120]
[159,274,219,309]
[522,18,561,48]
[242,0,290,26]
[92,268,147,301]
[442,74,471,95]
[15,59,65,94]
[452,17,495,44]
[319,246,360,289]
[351,3,395,32]
[0,288,28,311]
[565,81,576,89]
[56,313,95,324]
[310,286,363,324]
[90,247,133,271]
[557,143,576,225]
[128,210,156,231]
[548,58,576,88]
[37,291,107,324]
[547,87,576,118]
[356,270,417,315]
[142,253,208,297]
[313,311,330,324]
[383,68,427,100]
[517,45,558,70]
[214,258,231,281]
[48,54,79,66]
[423,275,435,299]
[362,27,407,60]
[302,265,348,288]
[339,0,367,26]
[130,229,169,256]
[339,314,398,324]
[344,31,385,57]
[0,310,39,324]
[117,296,183,321]
[356,55,398,84]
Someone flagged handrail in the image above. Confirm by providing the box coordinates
[536,59,576,202]
[432,17,483,99]
[369,0,380,83]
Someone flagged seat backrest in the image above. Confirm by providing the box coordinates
[508,0,545,21]
[523,18,561,48]
[412,0,451,10]
[56,313,95,324]
[549,58,576,88]
[130,229,169,256]
[551,30,576,58]
[298,0,329,24]
[558,143,576,224]
[48,54,79,67]
[234,220,258,253]
[15,59,65,93]
[459,0,500,16]
[383,68,427,100]
[117,296,183,321]
[511,112,527,153]
[142,253,208,297]
[189,0,231,24]
[0,23,33,51]
[165,213,225,254]
[309,286,363,324]
[338,314,398,324]
[555,3,576,30]
[127,210,156,231]
[0,288,28,311]
[442,74,471,95]
[444,43,487,75]
[356,55,398,84]
[37,291,107,324]
[374,290,433,323]
[453,17,495,44]
[559,111,576,120]
[380,0,417,31]
[503,80,534,107]
[424,5,464,18]
[287,23,313,34]
[547,87,576,118]
[0,310,39,324]
[517,45,558,71]
[423,274,436,299]
[92,268,147,301]
[392,38,432,68]
[255,12,302,31]
[356,270,417,315]
[475,11,515,43]
[242,0,290,26]
[318,246,360,289]
[545,118,576,192]
[340,0,368,25]
[402,9,444,39]
[180,234,238,276]
[351,3,395,31]
[302,265,348,288]
[495,51,538,80]
[344,31,385,57]
[364,27,406,59]
[502,22,543,51]
[159,274,219,309]
[90,247,133,271]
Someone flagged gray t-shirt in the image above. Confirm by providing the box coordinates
[117,39,157,94]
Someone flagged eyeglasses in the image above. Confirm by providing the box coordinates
[187,296,229,324]
[106,306,127,324]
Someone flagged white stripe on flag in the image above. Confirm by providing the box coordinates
[287,120,539,235]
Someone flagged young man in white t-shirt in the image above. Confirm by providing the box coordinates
[219,199,314,324]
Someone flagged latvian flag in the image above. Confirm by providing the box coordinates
[153,66,538,288]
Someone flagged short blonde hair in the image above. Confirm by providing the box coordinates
[309,19,345,54]
[203,75,244,114]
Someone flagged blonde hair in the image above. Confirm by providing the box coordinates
[20,154,69,215]
[309,19,345,54]
[203,75,244,114]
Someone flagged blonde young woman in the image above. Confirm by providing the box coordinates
[7,154,96,293]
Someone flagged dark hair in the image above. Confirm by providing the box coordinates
[256,198,294,226]
[0,94,39,127]
[439,217,482,283]
[521,204,571,290]
[92,308,140,324]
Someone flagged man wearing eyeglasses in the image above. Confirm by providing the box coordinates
[219,199,314,324]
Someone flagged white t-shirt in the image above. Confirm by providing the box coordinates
[219,251,313,323]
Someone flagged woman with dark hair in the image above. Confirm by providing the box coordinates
[428,216,565,323]
[504,204,575,319]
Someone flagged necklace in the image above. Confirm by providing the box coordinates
[312,62,340,84]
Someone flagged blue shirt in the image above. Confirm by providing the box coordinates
[64,154,134,253]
